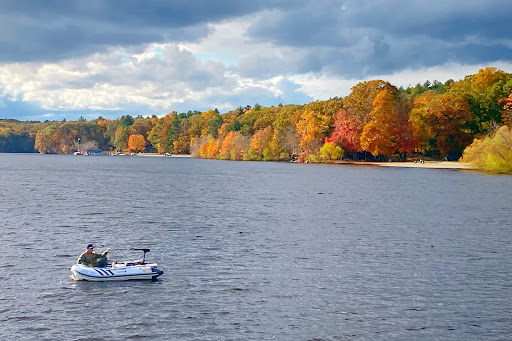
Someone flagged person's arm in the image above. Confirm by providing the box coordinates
[100,248,111,257]
[77,253,87,265]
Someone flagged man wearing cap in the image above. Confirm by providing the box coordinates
[78,244,111,267]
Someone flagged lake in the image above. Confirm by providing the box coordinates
[0,154,511,340]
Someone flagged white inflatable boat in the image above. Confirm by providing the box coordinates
[70,248,164,281]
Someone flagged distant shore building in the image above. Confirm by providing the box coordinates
[86,148,103,156]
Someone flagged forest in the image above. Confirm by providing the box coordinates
[1,67,511,173]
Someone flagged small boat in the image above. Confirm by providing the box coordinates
[70,248,164,281]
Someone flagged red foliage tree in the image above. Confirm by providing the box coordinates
[325,108,364,153]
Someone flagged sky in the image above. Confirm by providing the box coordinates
[0,0,511,121]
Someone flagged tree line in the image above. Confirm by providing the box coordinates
[1,67,511,173]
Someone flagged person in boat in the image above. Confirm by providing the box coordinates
[78,244,111,267]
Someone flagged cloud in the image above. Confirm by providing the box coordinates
[292,61,512,101]
[0,0,296,62]
[0,44,226,109]
[246,0,512,77]
[0,0,511,121]
[0,40,313,120]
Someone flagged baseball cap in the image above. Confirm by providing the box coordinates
[87,244,94,249]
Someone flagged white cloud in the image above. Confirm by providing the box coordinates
[0,44,229,112]
[292,62,512,100]
[178,15,267,66]
[378,61,512,89]
[1,4,511,121]
[0,29,312,118]
[291,74,357,100]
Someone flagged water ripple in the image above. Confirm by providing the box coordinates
[0,154,511,340]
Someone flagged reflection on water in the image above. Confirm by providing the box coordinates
[0,154,511,340]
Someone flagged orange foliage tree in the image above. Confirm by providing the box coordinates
[197,137,220,159]
[127,134,146,153]
[501,92,512,127]
[250,126,274,156]
[360,89,401,157]
[219,131,250,160]
[410,92,472,158]
[344,80,401,124]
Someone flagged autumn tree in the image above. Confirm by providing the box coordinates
[344,80,401,125]
[272,105,301,158]
[319,142,343,161]
[187,111,208,138]
[253,107,277,131]
[303,98,344,120]
[296,109,331,158]
[173,115,193,154]
[131,116,154,137]
[219,131,250,160]
[113,125,130,151]
[0,119,38,152]
[461,125,512,174]
[427,93,473,158]
[325,108,364,157]
[198,137,221,159]
[396,117,418,159]
[127,134,146,153]
[448,67,512,134]
[247,126,274,160]
[104,116,133,152]
[33,120,102,154]
[501,92,512,127]
[34,125,56,154]
[395,93,418,158]
[199,110,222,137]
[95,117,112,150]
[360,89,401,157]
[147,112,178,154]
[410,92,472,158]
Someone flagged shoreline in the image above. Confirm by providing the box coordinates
[331,160,475,170]
[136,153,474,170]
[136,153,191,158]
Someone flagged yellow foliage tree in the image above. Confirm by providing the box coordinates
[198,137,220,159]
[296,110,330,156]
[147,113,176,154]
[319,142,343,160]
[461,125,512,174]
[448,67,512,133]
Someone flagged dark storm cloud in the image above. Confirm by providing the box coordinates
[0,0,295,62]
[246,0,512,77]
[4,0,509,74]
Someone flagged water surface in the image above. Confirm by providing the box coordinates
[0,154,510,340]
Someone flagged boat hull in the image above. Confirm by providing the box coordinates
[71,263,163,281]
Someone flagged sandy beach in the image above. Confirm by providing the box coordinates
[344,160,475,170]
[136,153,191,157]
[137,153,474,170]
